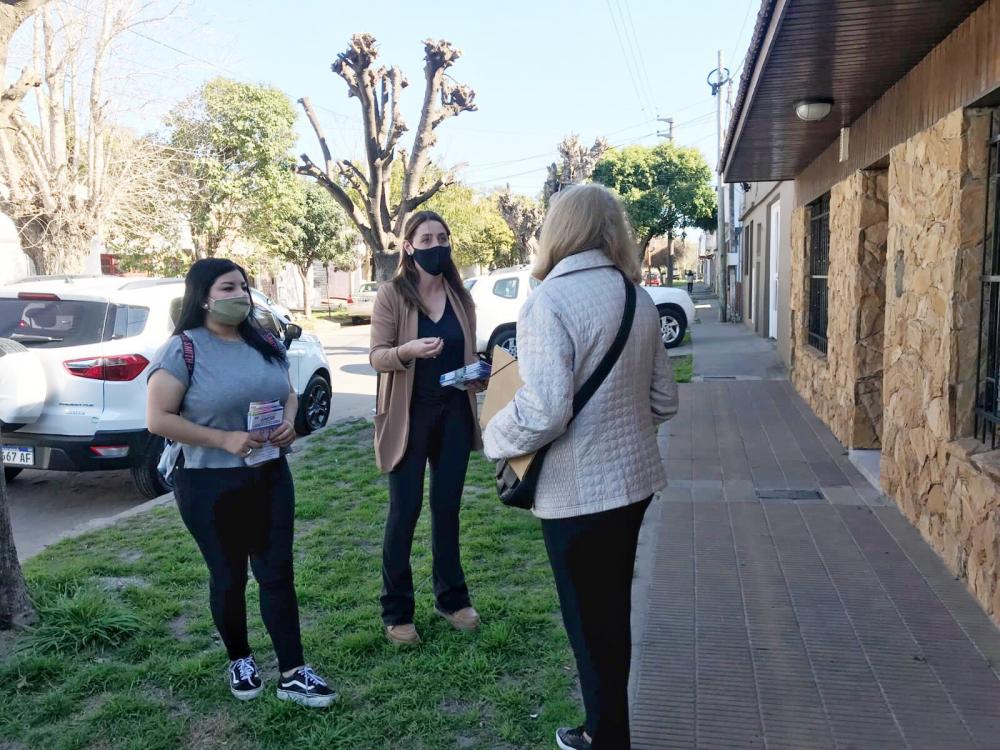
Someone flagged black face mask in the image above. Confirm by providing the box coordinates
[412,245,451,276]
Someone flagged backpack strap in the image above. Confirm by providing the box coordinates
[179,332,195,381]
[262,331,286,355]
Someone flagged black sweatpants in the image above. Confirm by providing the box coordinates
[174,457,304,673]
[542,496,652,750]
[381,394,474,625]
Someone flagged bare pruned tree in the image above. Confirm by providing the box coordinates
[0,0,49,632]
[496,189,543,265]
[297,34,477,281]
[542,134,610,207]
[0,0,183,275]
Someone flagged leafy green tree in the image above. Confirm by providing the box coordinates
[427,183,515,270]
[592,143,716,281]
[166,77,301,259]
[274,181,358,317]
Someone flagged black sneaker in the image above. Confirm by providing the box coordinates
[556,726,592,750]
[276,666,337,708]
[228,655,263,700]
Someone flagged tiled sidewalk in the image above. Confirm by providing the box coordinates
[630,323,1000,749]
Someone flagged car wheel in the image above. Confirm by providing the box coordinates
[656,304,687,349]
[489,328,517,360]
[3,467,22,483]
[130,434,173,500]
[295,374,331,436]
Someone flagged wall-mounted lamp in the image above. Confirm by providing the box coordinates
[794,98,834,122]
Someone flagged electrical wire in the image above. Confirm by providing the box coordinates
[604,0,648,116]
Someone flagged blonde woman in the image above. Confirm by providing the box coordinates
[483,184,679,750]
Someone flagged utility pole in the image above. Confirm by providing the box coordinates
[656,116,674,143]
[709,51,730,322]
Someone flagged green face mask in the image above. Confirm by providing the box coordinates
[207,295,252,326]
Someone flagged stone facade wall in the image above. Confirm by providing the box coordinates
[882,107,1000,620]
[789,171,888,450]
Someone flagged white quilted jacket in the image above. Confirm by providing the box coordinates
[482,249,679,519]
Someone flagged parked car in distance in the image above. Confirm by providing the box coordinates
[465,265,696,358]
[345,281,379,323]
[0,275,333,499]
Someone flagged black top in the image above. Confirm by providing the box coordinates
[412,298,466,404]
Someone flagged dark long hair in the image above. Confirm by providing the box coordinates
[393,210,475,317]
[173,258,286,364]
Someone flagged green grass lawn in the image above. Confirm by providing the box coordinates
[672,354,693,384]
[0,421,577,750]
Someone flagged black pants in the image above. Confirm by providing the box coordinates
[542,497,652,750]
[687,281,694,293]
[382,394,474,625]
[174,458,304,673]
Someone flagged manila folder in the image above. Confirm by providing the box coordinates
[480,346,534,480]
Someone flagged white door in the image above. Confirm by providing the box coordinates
[768,202,780,340]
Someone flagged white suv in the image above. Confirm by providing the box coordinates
[466,265,696,358]
[0,276,332,499]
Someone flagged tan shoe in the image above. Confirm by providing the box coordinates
[385,623,420,645]
[436,606,481,631]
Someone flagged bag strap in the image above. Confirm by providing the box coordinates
[568,270,636,421]
[179,332,195,381]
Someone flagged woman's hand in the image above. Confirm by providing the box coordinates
[401,337,444,361]
[269,420,297,448]
[466,380,488,394]
[220,431,266,458]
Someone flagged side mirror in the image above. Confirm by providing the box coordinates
[284,323,303,348]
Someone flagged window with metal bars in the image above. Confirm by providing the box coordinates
[975,114,1000,448]
[807,193,831,353]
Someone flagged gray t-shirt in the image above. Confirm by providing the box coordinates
[148,327,291,469]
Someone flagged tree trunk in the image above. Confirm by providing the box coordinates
[666,231,675,286]
[0,455,33,630]
[298,265,311,318]
[374,250,398,282]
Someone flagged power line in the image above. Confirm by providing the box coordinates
[729,0,755,64]
[604,0,648,116]
[467,130,658,187]
[616,0,658,114]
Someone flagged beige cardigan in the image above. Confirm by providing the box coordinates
[369,281,483,473]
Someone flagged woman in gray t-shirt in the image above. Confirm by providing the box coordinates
[147,258,335,709]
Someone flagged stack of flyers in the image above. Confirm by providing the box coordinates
[245,399,283,466]
[439,360,492,390]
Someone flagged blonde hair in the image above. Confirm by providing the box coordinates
[533,183,642,283]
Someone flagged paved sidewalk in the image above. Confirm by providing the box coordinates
[630,304,1000,750]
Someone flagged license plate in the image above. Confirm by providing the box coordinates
[2,446,34,467]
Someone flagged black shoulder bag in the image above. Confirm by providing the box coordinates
[495,270,637,509]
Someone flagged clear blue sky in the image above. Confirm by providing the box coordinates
[16,0,760,197]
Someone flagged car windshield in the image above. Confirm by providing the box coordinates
[360,283,377,293]
[0,297,109,348]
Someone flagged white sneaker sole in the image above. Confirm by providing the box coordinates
[276,688,338,708]
[555,729,585,750]
[230,684,263,701]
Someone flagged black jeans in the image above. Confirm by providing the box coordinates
[687,281,694,293]
[382,393,474,625]
[174,457,304,673]
[542,497,652,750]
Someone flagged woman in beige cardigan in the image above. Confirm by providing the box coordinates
[369,210,484,645]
